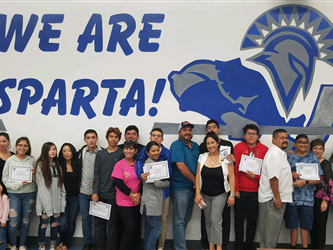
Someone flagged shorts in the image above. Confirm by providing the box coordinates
[284,204,313,230]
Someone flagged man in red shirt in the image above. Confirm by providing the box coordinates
[233,124,268,250]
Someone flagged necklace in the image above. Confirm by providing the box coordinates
[209,155,219,164]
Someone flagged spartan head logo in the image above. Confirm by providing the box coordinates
[241,5,333,115]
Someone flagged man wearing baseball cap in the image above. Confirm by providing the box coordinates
[170,121,200,250]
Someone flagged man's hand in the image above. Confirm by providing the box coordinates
[235,191,240,198]
[245,171,255,179]
[92,194,99,202]
[90,181,93,187]
[274,197,282,209]
[0,223,5,227]
[293,179,306,187]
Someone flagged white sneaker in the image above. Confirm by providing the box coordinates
[50,247,56,250]
[19,246,27,250]
[38,247,45,250]
[10,246,17,250]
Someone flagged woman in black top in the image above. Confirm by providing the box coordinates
[57,143,80,250]
[310,139,333,249]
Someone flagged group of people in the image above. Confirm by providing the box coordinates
[0,119,331,250]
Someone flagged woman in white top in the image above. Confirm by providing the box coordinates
[194,132,235,250]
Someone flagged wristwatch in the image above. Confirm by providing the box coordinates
[230,193,235,197]
[306,180,309,184]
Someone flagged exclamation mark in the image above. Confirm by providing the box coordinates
[149,78,166,117]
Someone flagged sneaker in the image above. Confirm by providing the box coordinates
[19,247,27,250]
[82,244,91,250]
[50,247,56,250]
[10,247,17,250]
[38,247,45,250]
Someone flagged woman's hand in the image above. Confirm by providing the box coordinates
[194,193,203,205]
[31,168,35,175]
[130,193,141,205]
[141,172,150,181]
[22,181,28,186]
[1,223,5,227]
[321,200,328,212]
[226,154,236,162]
[227,195,235,207]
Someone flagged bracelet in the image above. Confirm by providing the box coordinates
[230,193,235,197]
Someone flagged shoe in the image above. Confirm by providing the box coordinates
[50,247,56,250]
[82,244,91,250]
[38,247,45,250]
[90,243,97,250]
[10,247,17,250]
[19,247,27,250]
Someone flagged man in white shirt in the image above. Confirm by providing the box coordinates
[258,129,293,248]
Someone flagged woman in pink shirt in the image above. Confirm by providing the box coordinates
[111,140,142,250]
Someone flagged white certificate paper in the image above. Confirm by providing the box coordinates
[296,163,320,180]
[144,160,169,182]
[89,201,111,220]
[9,165,33,182]
[239,155,262,175]
[219,146,231,163]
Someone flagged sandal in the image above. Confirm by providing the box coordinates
[56,243,63,250]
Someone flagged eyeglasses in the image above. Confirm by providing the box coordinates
[151,134,162,138]
[207,125,218,130]
[246,132,258,137]
[17,144,29,148]
[296,141,309,145]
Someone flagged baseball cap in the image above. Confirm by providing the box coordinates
[178,121,194,131]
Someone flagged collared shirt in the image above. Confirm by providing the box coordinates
[287,152,323,206]
[80,147,98,195]
[259,144,293,203]
[170,138,199,190]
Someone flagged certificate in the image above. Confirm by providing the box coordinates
[219,145,231,163]
[89,201,111,220]
[238,155,262,175]
[144,160,169,182]
[296,163,320,180]
[9,165,33,182]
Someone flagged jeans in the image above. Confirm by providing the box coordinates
[171,189,195,250]
[143,206,161,250]
[234,191,259,250]
[79,193,97,244]
[38,214,60,246]
[8,192,36,247]
[94,198,118,250]
[0,223,7,250]
[59,195,80,248]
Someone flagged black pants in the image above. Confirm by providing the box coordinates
[94,198,118,250]
[117,204,141,250]
[234,191,258,250]
[310,197,329,249]
[201,195,230,248]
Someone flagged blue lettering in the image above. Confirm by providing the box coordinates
[70,79,98,119]
[139,14,164,52]
[17,78,43,114]
[38,14,64,52]
[119,78,145,116]
[0,79,16,114]
[77,14,103,53]
[101,79,125,116]
[0,14,38,52]
[107,14,135,56]
[41,79,66,115]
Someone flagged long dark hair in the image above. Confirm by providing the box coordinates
[58,143,80,191]
[36,142,64,188]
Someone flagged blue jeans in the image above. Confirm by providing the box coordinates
[38,214,60,246]
[79,193,96,244]
[59,195,80,248]
[143,206,161,250]
[171,189,195,250]
[8,192,36,247]
[0,223,7,250]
